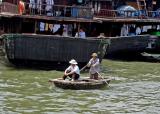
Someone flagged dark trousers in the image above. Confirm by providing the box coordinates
[63,73,79,80]
[90,72,98,80]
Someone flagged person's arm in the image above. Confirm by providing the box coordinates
[67,66,79,75]
[87,59,92,67]
[66,71,73,75]
[66,68,75,75]
[64,66,71,75]
[92,58,100,67]
[83,32,86,38]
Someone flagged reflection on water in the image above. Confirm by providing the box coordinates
[0,57,160,114]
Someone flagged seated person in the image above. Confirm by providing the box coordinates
[75,28,86,38]
[63,59,80,81]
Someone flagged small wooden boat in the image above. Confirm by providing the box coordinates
[49,78,111,90]
[141,52,160,61]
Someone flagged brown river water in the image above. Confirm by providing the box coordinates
[0,56,160,114]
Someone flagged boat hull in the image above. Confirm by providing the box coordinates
[49,78,111,90]
[106,35,150,57]
[141,52,160,61]
[2,34,109,66]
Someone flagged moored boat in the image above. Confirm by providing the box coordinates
[49,77,111,90]
[141,52,160,61]
[2,34,109,67]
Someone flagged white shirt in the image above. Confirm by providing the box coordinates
[66,65,80,75]
[120,24,128,36]
[142,26,151,32]
[75,31,86,38]
[37,0,42,10]
[46,0,54,11]
[40,22,45,31]
[29,0,35,9]
[62,25,68,37]
[157,25,160,30]
[136,27,141,35]
[53,24,60,33]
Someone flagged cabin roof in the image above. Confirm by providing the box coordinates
[94,17,160,23]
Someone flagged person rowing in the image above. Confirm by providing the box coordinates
[63,59,80,81]
[87,53,100,80]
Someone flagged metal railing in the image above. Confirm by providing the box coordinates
[0,2,93,19]
[148,11,160,18]
[95,9,160,19]
[0,2,18,14]
[25,2,93,19]
[94,9,116,18]
[1,2,160,19]
[95,9,148,18]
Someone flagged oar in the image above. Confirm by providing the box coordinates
[94,70,110,86]
[80,64,88,72]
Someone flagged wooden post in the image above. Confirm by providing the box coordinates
[34,20,37,34]
[19,20,22,33]
[78,22,80,37]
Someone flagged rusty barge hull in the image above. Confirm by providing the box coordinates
[2,34,108,67]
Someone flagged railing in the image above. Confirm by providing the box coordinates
[95,9,116,18]
[0,2,18,14]
[24,2,93,19]
[95,9,160,19]
[1,2,160,19]
[95,9,148,18]
[148,11,160,18]
[0,2,93,19]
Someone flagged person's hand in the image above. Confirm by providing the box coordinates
[87,63,90,67]
[64,72,67,75]
[92,64,96,67]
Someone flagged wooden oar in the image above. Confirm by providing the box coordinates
[80,65,88,72]
[94,70,110,86]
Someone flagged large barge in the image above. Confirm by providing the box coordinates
[1,0,160,66]
[0,1,109,67]
[2,34,108,67]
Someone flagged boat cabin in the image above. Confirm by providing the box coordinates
[1,0,160,37]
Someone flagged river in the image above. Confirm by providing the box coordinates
[0,56,160,114]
